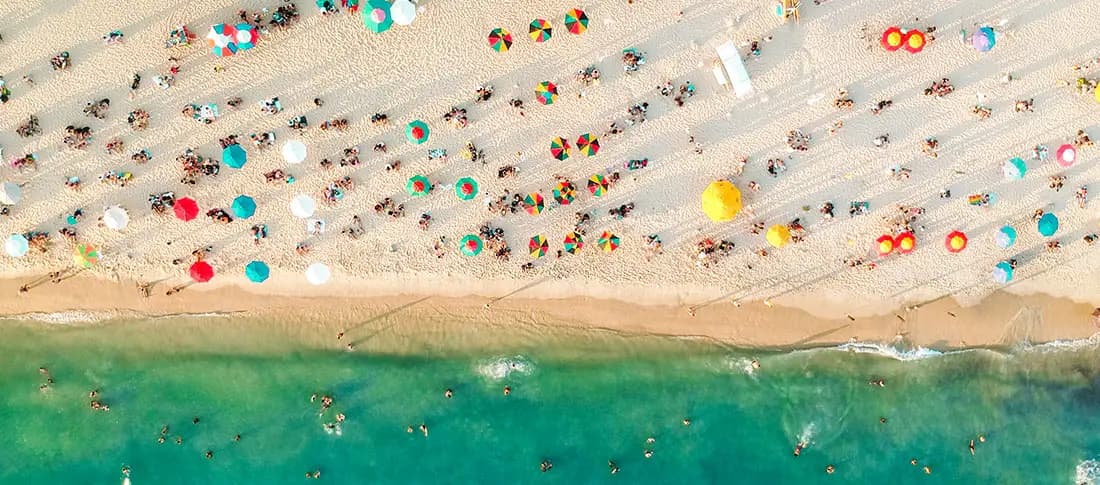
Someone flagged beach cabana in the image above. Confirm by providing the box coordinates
[390,0,416,25]
[774,0,800,23]
[0,181,21,205]
[714,41,754,98]
[103,206,130,231]
[564,232,584,254]
[223,144,247,169]
[190,261,214,283]
[700,180,742,222]
[232,195,257,218]
[564,9,588,34]
[995,226,1017,249]
[766,225,791,248]
[598,231,620,253]
[282,140,307,164]
[1002,157,1027,180]
[305,262,331,285]
[992,261,1014,284]
[1037,213,1059,237]
[362,0,394,33]
[945,231,968,253]
[290,194,316,218]
[5,234,28,257]
[529,19,552,42]
[455,177,478,200]
[529,235,548,258]
[460,235,483,256]
[245,261,270,283]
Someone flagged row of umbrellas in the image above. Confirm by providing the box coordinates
[361,0,417,33]
[457,231,619,258]
[1003,145,1077,180]
[404,173,611,204]
[880,25,995,54]
[550,134,599,159]
[488,9,588,52]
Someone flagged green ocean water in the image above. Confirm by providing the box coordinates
[0,316,1098,484]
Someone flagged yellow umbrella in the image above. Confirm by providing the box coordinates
[700,180,742,222]
[766,225,791,248]
[1094,85,1100,103]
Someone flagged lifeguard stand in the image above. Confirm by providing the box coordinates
[775,0,800,23]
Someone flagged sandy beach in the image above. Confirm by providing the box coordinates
[3,0,1100,346]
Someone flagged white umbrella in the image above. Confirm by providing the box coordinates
[5,234,29,257]
[103,206,130,230]
[305,262,331,285]
[0,181,21,205]
[391,0,416,25]
[290,194,316,218]
[282,140,307,164]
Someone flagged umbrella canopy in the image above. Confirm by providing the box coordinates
[231,195,257,218]
[766,225,791,248]
[535,81,559,105]
[971,26,995,52]
[390,0,416,25]
[992,261,1014,284]
[190,260,214,283]
[175,197,199,221]
[362,0,394,33]
[405,120,430,144]
[529,235,548,258]
[206,24,239,57]
[407,175,431,197]
[995,225,1018,249]
[488,28,513,52]
[234,23,258,50]
[1002,157,1027,180]
[598,231,620,253]
[563,232,584,254]
[1037,212,1059,237]
[1095,84,1100,104]
[552,181,576,205]
[5,234,28,257]
[588,174,609,197]
[881,26,904,51]
[564,8,589,35]
[459,235,483,256]
[103,206,130,231]
[73,244,99,268]
[282,140,307,164]
[455,177,479,200]
[945,230,968,253]
[876,235,895,256]
[895,232,916,254]
[290,194,316,218]
[245,261,270,283]
[1056,144,1076,168]
[903,30,926,53]
[523,192,545,215]
[700,180,742,222]
[0,181,21,205]
[576,133,600,156]
[223,144,247,169]
[305,262,331,285]
[550,137,571,160]
[529,19,552,42]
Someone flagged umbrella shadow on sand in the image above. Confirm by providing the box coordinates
[349,295,433,345]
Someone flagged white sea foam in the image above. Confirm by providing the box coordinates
[711,356,759,377]
[1077,459,1099,484]
[797,422,816,447]
[476,355,533,380]
[832,342,949,361]
[5,311,120,324]
[1018,333,1100,353]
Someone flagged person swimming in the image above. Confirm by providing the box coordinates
[923,466,932,474]
[419,424,429,437]
[503,386,511,396]
[793,441,806,457]
[969,439,975,455]
[608,460,620,475]
[444,389,453,399]
[540,459,553,473]
[682,418,691,426]
[644,450,653,459]
[825,464,835,474]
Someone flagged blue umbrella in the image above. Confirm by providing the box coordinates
[971,26,995,53]
[994,225,1017,249]
[223,144,247,169]
[1002,157,1026,180]
[232,195,257,218]
[1037,212,1058,237]
[992,261,1014,284]
[245,260,270,283]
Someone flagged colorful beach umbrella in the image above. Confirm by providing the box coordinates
[103,206,129,231]
[305,262,331,285]
[405,120,430,144]
[455,177,479,201]
[282,140,307,164]
[407,175,431,197]
[233,23,258,50]
[245,260,270,283]
[700,180,742,222]
[529,19,552,42]
[550,137,571,161]
[598,231,620,253]
[945,230,968,253]
[992,261,1014,284]
[766,225,791,248]
[552,181,576,205]
[876,235,895,256]
[189,260,214,283]
[361,0,394,33]
[587,174,609,197]
[488,28,513,52]
[223,144,247,169]
[995,225,1018,249]
[231,195,256,219]
[535,81,559,105]
[881,26,904,51]
[576,133,599,156]
[971,26,995,53]
[529,235,548,258]
[1002,157,1027,180]
[206,23,239,57]
[290,194,316,218]
[5,234,28,258]
[1037,212,1059,237]
[390,0,416,26]
[523,192,545,215]
[73,244,99,268]
[894,232,916,254]
[903,30,926,53]
[1056,144,1076,168]
[564,8,589,35]
[459,235,483,256]
[0,181,21,205]
[174,197,199,221]
[563,232,584,254]
[1095,84,1100,104]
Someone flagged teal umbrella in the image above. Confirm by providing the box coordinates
[1037,213,1058,237]
[223,144,247,169]
[245,260,270,283]
[232,195,257,218]
[455,177,479,200]
[460,235,483,256]
[362,0,394,33]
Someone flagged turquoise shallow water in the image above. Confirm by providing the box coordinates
[0,318,1098,484]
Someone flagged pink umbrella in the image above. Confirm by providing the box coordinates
[1056,144,1076,168]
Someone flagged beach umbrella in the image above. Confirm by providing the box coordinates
[576,133,600,156]
[992,261,1014,284]
[390,0,416,25]
[5,234,28,257]
[1095,84,1100,104]
[971,26,995,52]
[700,180,742,222]
[231,195,257,219]
[529,19,552,42]
[189,260,214,283]
[305,262,331,285]
[103,206,129,231]
[945,230,968,253]
[903,30,926,53]
[564,8,589,35]
[290,194,316,218]
[894,232,916,254]
[0,181,21,205]
[245,260,270,283]
[362,0,394,33]
[222,144,247,169]
[535,81,558,105]
[598,231,620,253]
[73,244,99,268]
[766,225,791,248]
[206,23,239,57]
[282,140,307,164]
[1056,144,1076,168]
[407,175,431,197]
[995,225,1018,249]
[876,235,895,256]
[552,181,576,205]
[488,28,513,52]
[405,120,430,144]
[234,23,258,50]
[529,235,548,258]
[563,232,584,254]
[881,26,904,51]
[523,192,545,215]
[1002,157,1027,180]
[588,174,609,197]
[174,197,199,222]
[459,235,483,256]
[455,177,479,200]
[1037,212,1059,237]
[550,137,571,160]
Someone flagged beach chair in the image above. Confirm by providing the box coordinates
[715,41,754,98]
[776,0,800,23]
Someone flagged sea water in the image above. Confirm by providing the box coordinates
[0,317,1097,484]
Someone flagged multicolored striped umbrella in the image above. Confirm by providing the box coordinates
[564,8,589,35]
[550,136,571,160]
[529,235,548,258]
[576,133,599,156]
[460,235,483,256]
[598,231,620,253]
[523,192,545,215]
[552,181,576,205]
[234,23,258,50]
[362,0,394,33]
[405,119,430,144]
[535,81,558,105]
[488,28,512,52]
[206,24,239,57]
[563,232,584,254]
[73,244,99,268]
[587,174,609,197]
[407,175,431,197]
[455,177,479,201]
[529,19,552,42]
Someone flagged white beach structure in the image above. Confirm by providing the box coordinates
[714,41,754,98]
